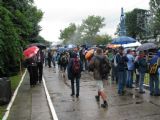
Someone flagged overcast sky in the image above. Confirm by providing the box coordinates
[34,0,150,44]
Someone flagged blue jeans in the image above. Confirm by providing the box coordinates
[139,72,145,92]
[126,70,133,87]
[118,71,126,94]
[71,77,80,96]
[149,74,159,94]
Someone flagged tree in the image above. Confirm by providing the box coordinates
[81,15,105,44]
[125,8,149,39]
[0,6,21,76]
[0,0,44,76]
[95,34,112,45]
[59,23,76,44]
[150,0,160,37]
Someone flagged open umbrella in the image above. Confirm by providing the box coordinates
[27,43,46,49]
[136,43,157,51]
[122,41,141,48]
[106,44,121,49]
[23,46,39,59]
[57,47,68,53]
[85,49,94,60]
[112,36,136,44]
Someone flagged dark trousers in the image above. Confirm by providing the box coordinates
[149,74,160,94]
[118,71,126,94]
[71,77,80,96]
[135,74,139,87]
[37,62,43,82]
[28,65,38,85]
[48,58,51,67]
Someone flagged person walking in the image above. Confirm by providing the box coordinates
[126,49,135,88]
[52,51,57,68]
[47,50,52,68]
[111,50,118,84]
[25,55,38,87]
[149,50,160,96]
[37,50,44,83]
[137,51,148,94]
[89,48,108,108]
[60,52,68,78]
[67,53,83,98]
[115,46,128,95]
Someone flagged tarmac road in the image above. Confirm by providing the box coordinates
[43,66,160,120]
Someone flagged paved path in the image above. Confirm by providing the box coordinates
[7,66,160,120]
[8,72,52,120]
[43,66,160,120]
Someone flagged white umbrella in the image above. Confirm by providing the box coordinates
[122,41,141,48]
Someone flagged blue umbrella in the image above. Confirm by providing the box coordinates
[57,47,68,53]
[112,36,136,44]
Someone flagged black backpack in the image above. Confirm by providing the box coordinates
[61,55,68,65]
[72,58,80,75]
[97,57,111,77]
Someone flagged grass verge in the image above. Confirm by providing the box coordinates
[0,73,22,119]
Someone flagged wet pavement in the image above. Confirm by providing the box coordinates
[6,66,160,120]
[43,66,160,120]
[8,72,52,120]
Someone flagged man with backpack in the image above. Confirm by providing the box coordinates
[149,50,160,96]
[89,48,109,108]
[137,51,148,94]
[67,53,83,98]
[60,52,68,78]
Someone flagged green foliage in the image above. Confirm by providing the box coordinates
[125,8,148,39]
[81,15,105,44]
[0,0,44,77]
[150,0,160,36]
[95,34,112,45]
[0,106,6,119]
[59,15,106,45]
[59,23,76,44]
[10,74,21,92]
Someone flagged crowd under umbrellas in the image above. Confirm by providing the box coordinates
[22,38,160,109]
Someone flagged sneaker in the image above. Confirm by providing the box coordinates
[95,96,100,102]
[76,94,79,98]
[101,102,108,108]
[70,94,75,97]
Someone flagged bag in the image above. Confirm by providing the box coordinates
[72,58,80,74]
[61,55,68,65]
[88,60,94,72]
[100,58,111,75]
[96,57,111,77]
[149,63,158,74]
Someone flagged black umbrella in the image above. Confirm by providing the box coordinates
[136,43,157,51]
[27,43,46,49]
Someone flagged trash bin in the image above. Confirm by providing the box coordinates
[0,77,12,105]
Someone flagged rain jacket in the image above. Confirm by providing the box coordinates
[67,57,83,80]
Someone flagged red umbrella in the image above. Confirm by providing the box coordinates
[23,46,39,59]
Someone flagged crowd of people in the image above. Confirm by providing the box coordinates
[24,45,160,109]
